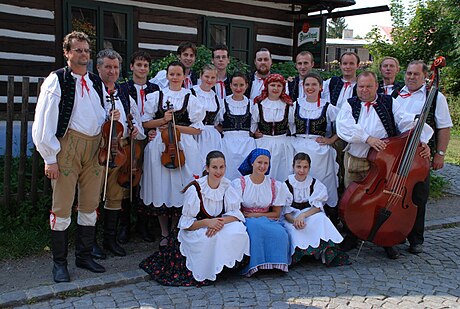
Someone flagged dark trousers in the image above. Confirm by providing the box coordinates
[408,176,430,246]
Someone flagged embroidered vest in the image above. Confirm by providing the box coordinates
[54,67,104,138]
[257,102,290,136]
[221,99,251,132]
[155,91,192,126]
[347,94,397,138]
[293,101,329,136]
[190,88,220,125]
[285,178,316,210]
[111,83,130,117]
[118,80,159,104]
[329,76,357,106]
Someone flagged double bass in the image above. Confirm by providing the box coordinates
[339,57,446,247]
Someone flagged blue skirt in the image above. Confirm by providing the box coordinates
[242,216,290,276]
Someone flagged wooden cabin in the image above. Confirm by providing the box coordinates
[0,0,359,107]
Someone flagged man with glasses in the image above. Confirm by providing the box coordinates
[211,44,232,99]
[32,31,119,282]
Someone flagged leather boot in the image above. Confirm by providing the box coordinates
[136,212,155,242]
[75,225,106,273]
[92,222,107,260]
[117,199,131,244]
[51,230,70,282]
[103,209,126,256]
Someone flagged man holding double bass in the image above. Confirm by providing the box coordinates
[395,60,452,255]
[336,71,433,259]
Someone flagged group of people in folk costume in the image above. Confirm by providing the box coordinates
[32,31,452,286]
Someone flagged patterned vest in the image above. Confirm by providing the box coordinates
[54,67,104,138]
[347,94,398,138]
[293,101,329,136]
[221,99,251,132]
[285,178,316,210]
[155,91,192,126]
[257,102,290,136]
[329,76,357,106]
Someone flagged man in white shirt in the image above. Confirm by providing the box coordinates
[394,60,453,254]
[378,56,403,97]
[336,71,432,259]
[211,44,232,100]
[32,32,119,282]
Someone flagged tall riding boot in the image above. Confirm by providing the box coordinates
[117,199,131,244]
[103,209,126,256]
[92,222,107,259]
[75,225,106,273]
[51,230,70,282]
[136,211,155,242]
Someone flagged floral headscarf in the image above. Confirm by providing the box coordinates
[254,73,292,105]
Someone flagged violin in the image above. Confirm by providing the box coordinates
[160,99,185,169]
[117,114,142,201]
[98,89,127,168]
[339,57,446,247]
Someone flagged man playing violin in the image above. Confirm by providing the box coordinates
[96,49,146,257]
[32,32,120,282]
[336,71,433,259]
[394,60,453,254]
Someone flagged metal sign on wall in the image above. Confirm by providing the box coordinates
[294,16,327,69]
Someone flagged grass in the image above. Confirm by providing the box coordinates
[445,134,460,165]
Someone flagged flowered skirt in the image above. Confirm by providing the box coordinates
[291,239,351,266]
[139,233,210,287]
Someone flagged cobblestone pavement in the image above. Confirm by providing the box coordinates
[14,226,460,309]
[434,163,460,196]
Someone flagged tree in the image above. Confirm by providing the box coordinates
[327,17,347,38]
[366,0,460,94]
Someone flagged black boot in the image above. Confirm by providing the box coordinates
[92,222,107,260]
[103,209,126,256]
[75,225,106,273]
[117,199,131,244]
[136,212,155,242]
[51,230,70,282]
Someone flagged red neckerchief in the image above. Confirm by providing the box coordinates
[364,101,376,112]
[81,75,90,97]
[399,91,412,98]
[216,80,225,99]
[139,88,145,115]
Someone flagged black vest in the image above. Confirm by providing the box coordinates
[347,94,397,138]
[211,74,233,97]
[328,76,357,106]
[118,80,159,105]
[190,88,220,125]
[288,76,301,102]
[285,178,316,210]
[293,101,329,136]
[221,99,252,132]
[54,67,104,138]
[155,91,192,126]
[257,102,290,136]
[377,81,403,98]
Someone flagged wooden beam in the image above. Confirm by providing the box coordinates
[327,5,390,19]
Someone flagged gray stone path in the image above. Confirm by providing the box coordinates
[12,226,460,309]
[434,163,460,196]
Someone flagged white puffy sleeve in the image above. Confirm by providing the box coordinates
[321,79,331,103]
[150,70,168,90]
[141,91,160,123]
[231,177,244,197]
[187,94,205,130]
[281,185,299,217]
[32,73,62,164]
[288,103,296,135]
[336,101,370,144]
[304,179,328,212]
[273,180,292,207]
[223,184,245,222]
[326,103,339,123]
[178,185,201,229]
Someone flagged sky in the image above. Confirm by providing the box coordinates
[335,0,411,38]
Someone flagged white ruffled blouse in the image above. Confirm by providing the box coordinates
[284,174,328,216]
[179,176,245,229]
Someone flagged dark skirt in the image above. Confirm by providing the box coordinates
[139,232,210,287]
[292,239,351,266]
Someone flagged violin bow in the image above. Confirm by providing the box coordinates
[170,100,184,186]
[102,89,116,201]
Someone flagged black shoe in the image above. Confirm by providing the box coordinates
[103,209,126,256]
[51,230,70,282]
[75,225,106,273]
[384,246,400,259]
[408,244,423,254]
[117,199,131,244]
[340,235,358,252]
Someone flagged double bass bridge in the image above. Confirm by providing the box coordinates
[382,189,402,198]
